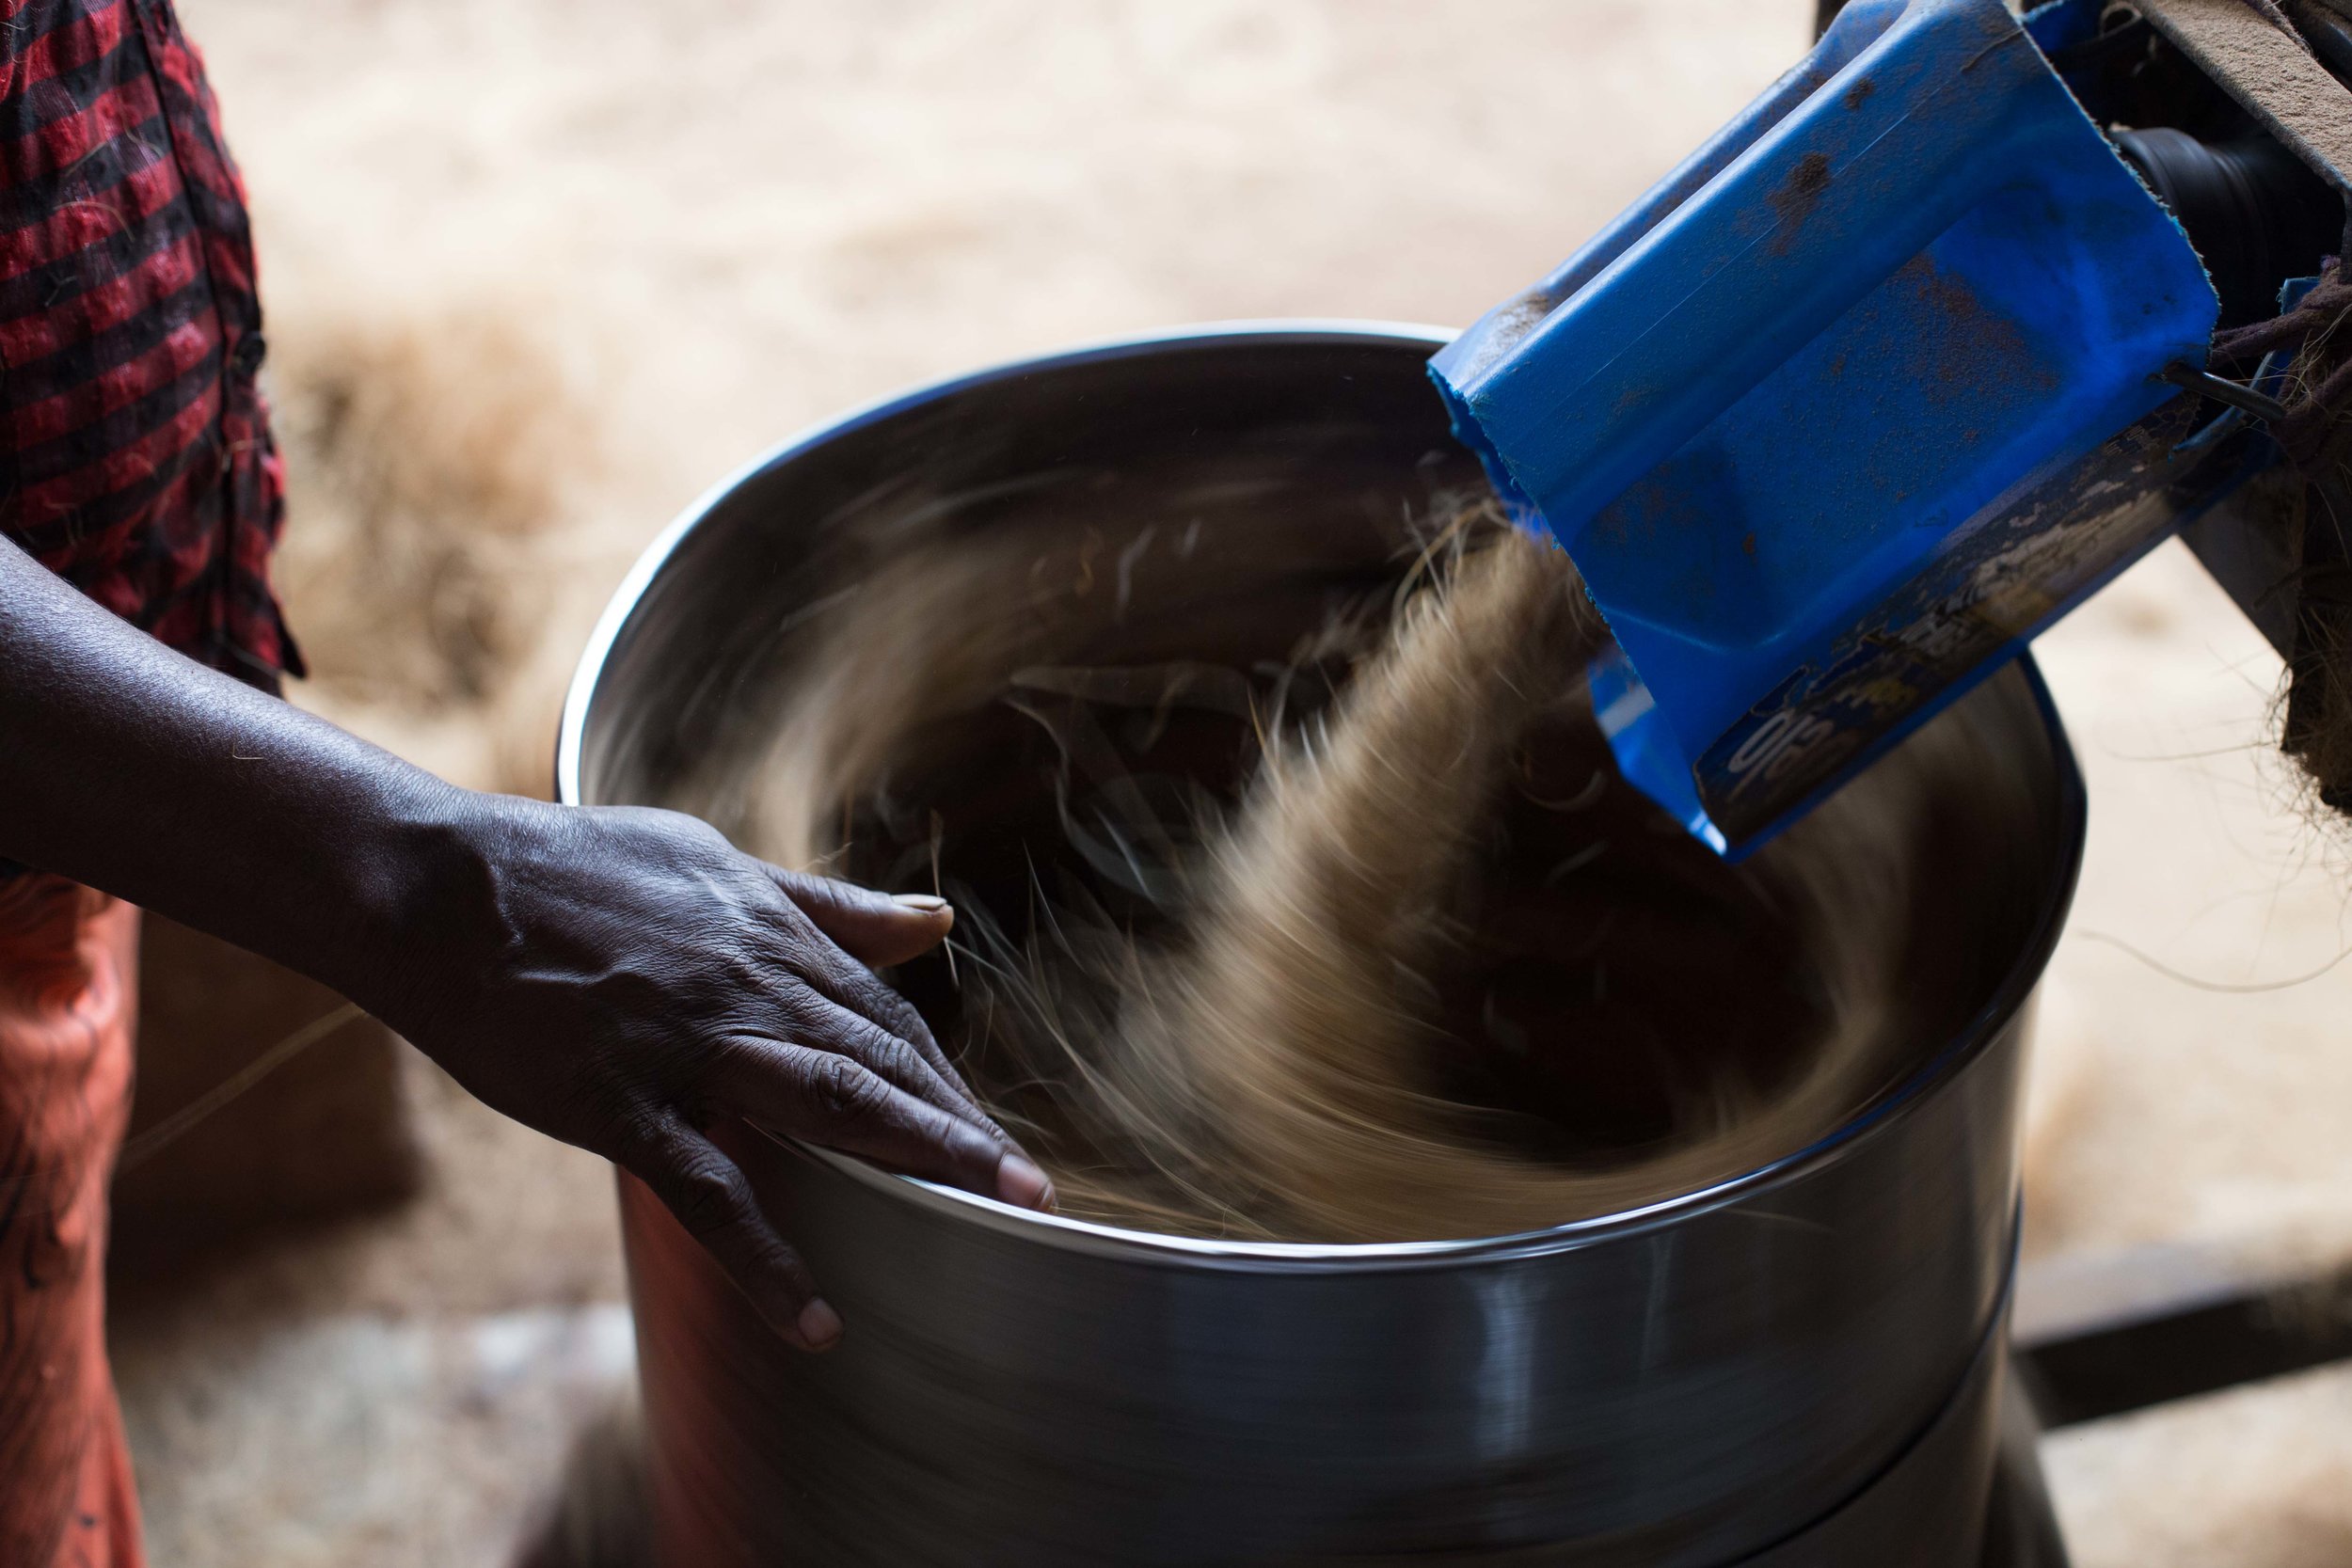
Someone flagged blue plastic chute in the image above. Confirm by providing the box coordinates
[1432,0,2222,852]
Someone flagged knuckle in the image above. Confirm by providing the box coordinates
[661,1155,745,1239]
[879,991,935,1046]
[607,1103,678,1162]
[809,1053,892,1126]
[771,987,837,1045]
[715,945,770,1002]
[864,1031,926,1085]
[843,973,916,1032]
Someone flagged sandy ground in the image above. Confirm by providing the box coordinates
[105,0,2352,1562]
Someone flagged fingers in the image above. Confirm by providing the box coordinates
[750,865,1029,1178]
[787,991,1008,1142]
[770,867,954,969]
[793,958,1001,1133]
[762,882,995,1118]
[726,1039,1055,1211]
[629,1118,842,1350]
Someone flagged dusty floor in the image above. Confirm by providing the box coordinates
[106,1,2352,1562]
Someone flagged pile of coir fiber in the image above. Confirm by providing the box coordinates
[681,504,1975,1244]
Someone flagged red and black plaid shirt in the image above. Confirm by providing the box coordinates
[1,0,299,690]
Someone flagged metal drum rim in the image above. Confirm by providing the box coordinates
[558,319,2090,1275]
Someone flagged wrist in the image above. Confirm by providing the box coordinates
[312,777,532,1031]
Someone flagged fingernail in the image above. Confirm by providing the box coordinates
[892,893,950,913]
[797,1298,843,1350]
[996,1152,1055,1210]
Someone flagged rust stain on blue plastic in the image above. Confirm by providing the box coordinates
[1767,153,1836,250]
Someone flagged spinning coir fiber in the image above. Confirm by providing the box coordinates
[682,502,1979,1244]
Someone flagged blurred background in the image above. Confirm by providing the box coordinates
[113,1,2352,1562]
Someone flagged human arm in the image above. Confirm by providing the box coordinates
[0,535,1049,1348]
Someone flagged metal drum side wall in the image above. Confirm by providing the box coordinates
[562,326,2085,1567]
[620,1007,2026,1566]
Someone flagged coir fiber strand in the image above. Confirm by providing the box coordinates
[701,509,1933,1243]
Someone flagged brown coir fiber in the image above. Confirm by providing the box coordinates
[2210,267,2352,817]
[695,506,1967,1243]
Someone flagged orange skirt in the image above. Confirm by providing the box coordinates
[0,875,145,1568]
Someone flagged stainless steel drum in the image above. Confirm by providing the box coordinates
[557,325,2086,1567]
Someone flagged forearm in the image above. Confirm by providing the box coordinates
[2,537,1046,1341]
[0,534,475,1007]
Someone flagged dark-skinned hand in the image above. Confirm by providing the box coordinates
[376,798,1051,1349]
[0,535,1051,1350]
